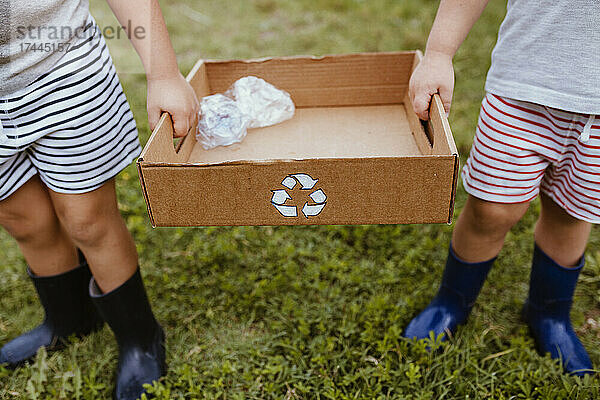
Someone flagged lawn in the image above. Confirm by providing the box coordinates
[1,0,599,398]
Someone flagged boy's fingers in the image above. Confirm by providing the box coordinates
[413,93,432,120]
[148,106,161,131]
[189,109,198,131]
[439,86,453,117]
[172,114,190,138]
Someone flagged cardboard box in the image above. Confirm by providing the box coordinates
[137,51,459,227]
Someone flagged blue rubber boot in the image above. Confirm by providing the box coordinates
[0,251,103,368]
[90,268,166,400]
[403,245,496,341]
[523,244,593,376]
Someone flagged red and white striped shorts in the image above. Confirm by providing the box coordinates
[462,93,600,223]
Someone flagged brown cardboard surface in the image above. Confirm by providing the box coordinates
[141,156,456,226]
[189,105,420,165]
[137,51,459,227]
[204,52,414,107]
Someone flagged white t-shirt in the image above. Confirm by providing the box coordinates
[485,0,600,114]
[0,0,89,97]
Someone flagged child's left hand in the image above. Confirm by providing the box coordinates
[147,73,200,138]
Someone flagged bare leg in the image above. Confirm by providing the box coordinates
[534,193,591,267]
[452,195,531,262]
[48,179,138,293]
[0,175,78,275]
[49,182,165,400]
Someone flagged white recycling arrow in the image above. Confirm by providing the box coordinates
[292,174,318,190]
[272,173,326,218]
[273,204,298,217]
[271,189,291,205]
[302,202,326,218]
[309,189,327,204]
[281,176,297,190]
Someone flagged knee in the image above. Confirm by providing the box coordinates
[464,198,527,239]
[56,207,112,248]
[539,194,585,227]
[0,203,60,244]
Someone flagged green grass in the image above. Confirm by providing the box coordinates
[1,0,599,398]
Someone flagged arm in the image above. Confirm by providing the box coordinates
[410,0,490,120]
[105,0,199,137]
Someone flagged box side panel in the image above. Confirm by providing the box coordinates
[403,91,432,156]
[142,157,457,226]
[136,161,156,227]
[447,154,460,224]
[429,94,458,156]
[204,52,416,107]
[139,113,179,163]
[188,59,212,96]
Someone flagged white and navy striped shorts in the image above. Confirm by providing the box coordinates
[463,93,600,223]
[0,15,141,201]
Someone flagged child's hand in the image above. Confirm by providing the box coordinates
[147,73,200,138]
[409,50,454,120]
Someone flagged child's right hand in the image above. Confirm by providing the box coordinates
[409,50,454,120]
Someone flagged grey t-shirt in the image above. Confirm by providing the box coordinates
[0,0,89,97]
[485,0,600,114]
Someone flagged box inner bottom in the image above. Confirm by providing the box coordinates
[188,104,423,164]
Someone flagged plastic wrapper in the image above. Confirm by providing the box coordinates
[196,76,295,150]
[197,94,249,150]
[225,76,295,128]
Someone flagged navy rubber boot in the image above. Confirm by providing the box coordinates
[0,251,104,368]
[403,244,495,341]
[522,244,593,376]
[90,268,166,400]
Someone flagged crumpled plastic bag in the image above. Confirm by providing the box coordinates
[197,94,249,150]
[225,76,295,129]
[196,76,295,150]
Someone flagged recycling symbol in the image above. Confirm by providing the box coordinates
[271,173,327,218]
